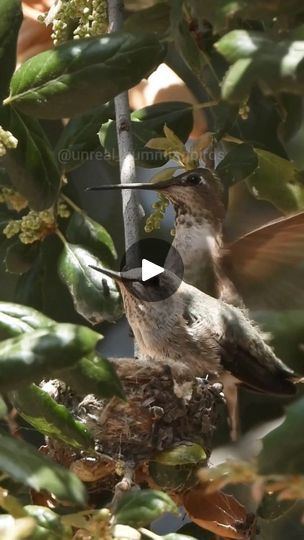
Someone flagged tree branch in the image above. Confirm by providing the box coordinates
[108,0,141,254]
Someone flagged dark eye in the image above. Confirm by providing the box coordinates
[186,174,201,185]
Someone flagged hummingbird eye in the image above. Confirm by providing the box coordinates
[186,173,202,185]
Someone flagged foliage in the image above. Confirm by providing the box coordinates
[0,0,304,539]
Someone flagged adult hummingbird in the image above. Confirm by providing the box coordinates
[87,169,304,310]
[89,264,299,397]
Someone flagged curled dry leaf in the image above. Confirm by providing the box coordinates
[180,486,257,540]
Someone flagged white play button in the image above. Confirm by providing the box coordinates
[141,259,164,282]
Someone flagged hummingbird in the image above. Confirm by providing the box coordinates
[89,264,299,397]
[87,170,304,437]
[87,169,304,310]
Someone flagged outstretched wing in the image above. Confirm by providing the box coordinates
[225,211,304,309]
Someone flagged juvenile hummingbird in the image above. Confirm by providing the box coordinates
[88,169,304,310]
[89,264,299,396]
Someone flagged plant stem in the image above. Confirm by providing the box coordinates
[55,228,67,246]
[61,193,86,217]
[108,0,141,255]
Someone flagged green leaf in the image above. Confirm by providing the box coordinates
[0,431,87,504]
[99,102,193,168]
[258,397,304,475]
[215,31,304,103]
[149,443,207,491]
[246,148,304,213]
[62,355,125,400]
[153,443,206,466]
[0,0,22,102]
[55,103,115,171]
[124,3,170,34]
[0,107,60,211]
[66,211,117,266]
[0,302,54,340]
[5,33,166,119]
[0,395,7,418]
[0,323,101,391]
[5,241,39,275]
[114,490,178,527]
[11,383,94,449]
[216,143,258,188]
[58,243,123,324]
[24,505,72,540]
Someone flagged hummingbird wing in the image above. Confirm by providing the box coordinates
[217,304,297,395]
[225,211,304,309]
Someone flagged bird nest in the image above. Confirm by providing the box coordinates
[41,358,226,497]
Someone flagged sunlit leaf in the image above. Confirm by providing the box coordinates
[0,432,87,504]
[58,243,123,324]
[5,34,166,118]
[114,490,178,527]
[11,384,94,449]
[0,323,101,391]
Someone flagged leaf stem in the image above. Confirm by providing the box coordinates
[61,193,86,217]
[55,228,68,246]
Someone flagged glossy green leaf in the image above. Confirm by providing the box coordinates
[66,211,117,266]
[258,397,304,475]
[216,143,258,188]
[0,302,54,340]
[124,3,170,34]
[114,490,178,527]
[58,243,123,324]
[149,443,207,491]
[55,103,114,171]
[246,149,304,213]
[215,31,304,102]
[0,0,22,102]
[11,383,93,449]
[5,33,166,118]
[0,431,87,504]
[24,506,72,540]
[62,355,125,400]
[0,107,60,211]
[5,241,39,275]
[0,323,101,391]
[153,443,207,466]
[99,101,194,167]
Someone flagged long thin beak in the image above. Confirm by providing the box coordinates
[86,181,171,192]
[89,265,138,282]
[89,265,124,282]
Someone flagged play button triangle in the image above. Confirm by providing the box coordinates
[142,259,164,282]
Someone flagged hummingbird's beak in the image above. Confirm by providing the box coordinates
[89,265,140,282]
[86,179,176,192]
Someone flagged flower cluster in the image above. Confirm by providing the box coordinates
[3,202,70,245]
[40,0,108,45]
[0,187,28,212]
[144,193,169,233]
[0,127,18,157]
